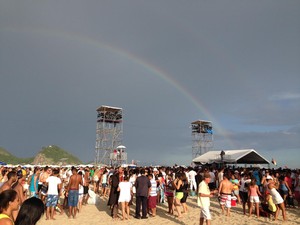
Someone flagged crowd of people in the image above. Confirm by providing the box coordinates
[0,164,299,224]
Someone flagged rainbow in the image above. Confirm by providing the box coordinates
[3,26,235,147]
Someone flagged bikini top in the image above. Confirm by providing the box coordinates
[0,213,14,225]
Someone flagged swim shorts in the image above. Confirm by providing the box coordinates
[68,190,79,207]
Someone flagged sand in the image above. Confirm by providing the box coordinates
[36,195,300,225]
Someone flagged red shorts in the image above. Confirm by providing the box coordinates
[165,191,174,197]
[148,196,157,209]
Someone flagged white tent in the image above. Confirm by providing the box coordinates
[192,149,270,165]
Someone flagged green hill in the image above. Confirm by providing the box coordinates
[32,145,82,165]
[0,146,82,165]
[0,147,33,164]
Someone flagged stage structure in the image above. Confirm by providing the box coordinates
[95,105,126,166]
[191,120,213,160]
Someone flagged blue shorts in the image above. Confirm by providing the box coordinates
[46,195,59,207]
[68,190,79,207]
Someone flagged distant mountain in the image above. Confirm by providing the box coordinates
[0,146,82,165]
[32,145,82,165]
[0,147,33,164]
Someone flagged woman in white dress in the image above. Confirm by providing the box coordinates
[267,177,287,221]
[117,176,132,220]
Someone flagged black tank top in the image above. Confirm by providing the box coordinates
[176,180,184,192]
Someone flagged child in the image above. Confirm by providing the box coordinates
[262,192,277,220]
[248,178,262,218]
[231,174,241,204]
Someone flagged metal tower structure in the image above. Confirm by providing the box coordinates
[95,105,124,166]
[191,120,213,160]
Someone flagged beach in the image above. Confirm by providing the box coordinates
[37,195,300,225]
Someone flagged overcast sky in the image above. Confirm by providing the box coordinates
[0,1,299,168]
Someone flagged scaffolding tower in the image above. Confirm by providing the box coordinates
[191,120,213,160]
[95,105,124,166]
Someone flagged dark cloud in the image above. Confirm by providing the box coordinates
[0,1,299,168]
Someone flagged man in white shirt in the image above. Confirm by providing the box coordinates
[46,169,62,220]
[188,168,197,191]
[198,172,215,225]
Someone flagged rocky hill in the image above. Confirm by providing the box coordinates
[32,145,82,165]
[0,146,82,165]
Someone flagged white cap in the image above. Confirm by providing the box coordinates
[153,168,158,172]
[266,175,273,180]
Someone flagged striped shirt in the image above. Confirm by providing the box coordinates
[149,179,157,196]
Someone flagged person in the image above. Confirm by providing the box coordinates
[261,192,277,220]
[12,171,26,220]
[92,169,100,194]
[77,171,84,213]
[268,176,287,221]
[28,167,40,198]
[128,170,137,205]
[107,167,123,219]
[66,166,83,219]
[198,172,215,225]
[208,169,216,191]
[39,167,51,202]
[217,168,224,189]
[239,172,251,215]
[101,170,108,198]
[218,172,234,216]
[157,174,165,204]
[180,173,189,214]
[279,175,292,207]
[0,190,20,225]
[135,168,151,219]
[248,178,262,218]
[45,168,62,220]
[294,170,300,208]
[173,172,184,218]
[0,171,17,193]
[117,175,132,220]
[188,167,197,192]
[165,174,174,214]
[12,171,26,202]
[148,174,157,217]
[230,173,241,204]
[15,197,44,225]
[82,167,90,205]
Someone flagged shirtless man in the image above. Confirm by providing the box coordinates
[39,166,51,202]
[218,172,234,216]
[0,171,17,193]
[66,166,83,219]
[82,167,90,205]
[13,171,26,204]
[12,171,26,220]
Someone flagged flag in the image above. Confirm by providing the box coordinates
[271,158,277,166]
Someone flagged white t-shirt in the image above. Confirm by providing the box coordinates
[198,181,210,208]
[209,171,216,183]
[188,170,197,181]
[46,176,61,195]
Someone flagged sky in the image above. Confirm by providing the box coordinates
[0,1,299,168]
